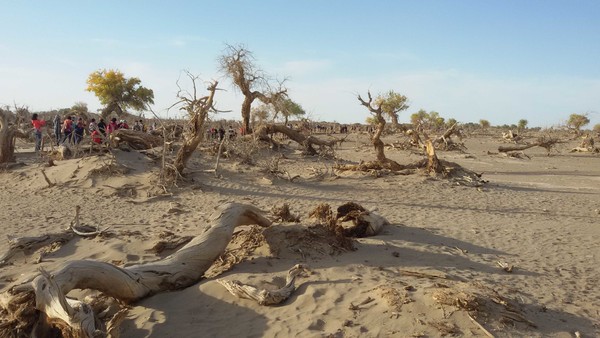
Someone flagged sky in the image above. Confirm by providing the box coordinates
[1,0,599,128]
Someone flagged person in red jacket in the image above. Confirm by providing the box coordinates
[91,129,102,144]
[31,113,46,151]
[106,118,118,135]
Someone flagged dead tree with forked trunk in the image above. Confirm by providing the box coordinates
[170,73,223,176]
[0,203,271,337]
[357,91,405,171]
[219,44,287,134]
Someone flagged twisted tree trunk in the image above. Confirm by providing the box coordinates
[0,203,271,337]
[0,109,16,164]
[253,124,338,155]
[173,80,218,175]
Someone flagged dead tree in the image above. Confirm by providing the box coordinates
[253,124,339,155]
[219,44,287,133]
[0,107,16,164]
[111,129,163,150]
[498,136,562,154]
[171,74,221,175]
[0,203,271,337]
[433,123,466,151]
[357,91,404,170]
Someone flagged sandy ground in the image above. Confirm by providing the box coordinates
[0,132,599,337]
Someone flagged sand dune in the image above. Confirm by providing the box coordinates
[0,133,598,337]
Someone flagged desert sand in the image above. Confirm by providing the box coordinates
[0,131,599,337]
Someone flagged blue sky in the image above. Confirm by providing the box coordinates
[1,1,599,127]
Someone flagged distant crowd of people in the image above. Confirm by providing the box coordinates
[31,114,154,151]
[206,125,245,141]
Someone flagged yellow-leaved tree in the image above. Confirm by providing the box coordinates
[86,69,154,118]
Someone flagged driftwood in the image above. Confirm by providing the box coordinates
[218,264,308,305]
[0,203,271,337]
[253,124,339,155]
[110,129,163,150]
[0,108,16,163]
[498,136,562,154]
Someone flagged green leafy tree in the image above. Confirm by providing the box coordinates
[517,119,528,132]
[410,109,429,128]
[446,118,458,128]
[365,116,378,125]
[567,113,590,134]
[428,111,445,130]
[274,98,306,125]
[374,90,409,127]
[593,123,600,135]
[86,69,154,118]
[479,119,491,130]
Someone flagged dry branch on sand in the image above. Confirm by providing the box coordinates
[0,206,108,267]
[218,264,308,305]
[0,203,271,337]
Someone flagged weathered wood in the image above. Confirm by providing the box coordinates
[218,264,308,305]
[0,203,271,337]
[173,79,219,174]
[498,143,537,152]
[0,108,16,163]
[253,124,338,155]
[111,129,163,150]
[426,140,443,174]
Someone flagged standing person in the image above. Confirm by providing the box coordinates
[106,117,118,135]
[97,118,106,137]
[218,125,225,141]
[31,113,46,152]
[89,118,97,133]
[62,116,73,144]
[132,120,142,131]
[53,114,61,145]
[73,117,85,144]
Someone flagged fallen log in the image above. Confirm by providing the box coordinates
[0,203,271,337]
[253,124,340,155]
[110,129,163,150]
[498,137,562,153]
